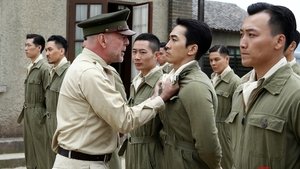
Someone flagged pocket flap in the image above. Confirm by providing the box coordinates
[248,114,285,133]
[225,111,239,123]
[216,90,229,97]
[28,79,42,84]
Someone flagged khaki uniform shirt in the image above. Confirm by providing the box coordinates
[226,64,300,169]
[125,67,163,169]
[19,58,50,169]
[159,62,222,169]
[291,62,300,75]
[211,69,241,169]
[45,59,70,168]
[45,59,70,137]
[160,62,173,74]
[52,48,165,155]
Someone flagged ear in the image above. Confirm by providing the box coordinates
[225,55,230,62]
[97,34,106,48]
[60,48,65,55]
[288,41,297,51]
[187,44,198,56]
[154,51,160,60]
[274,34,286,50]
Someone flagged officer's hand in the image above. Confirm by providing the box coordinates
[158,78,179,102]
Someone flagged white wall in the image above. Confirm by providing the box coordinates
[0,0,67,137]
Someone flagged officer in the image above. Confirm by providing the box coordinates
[52,9,179,169]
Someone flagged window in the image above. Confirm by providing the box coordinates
[131,3,152,78]
[67,0,108,62]
[67,0,152,96]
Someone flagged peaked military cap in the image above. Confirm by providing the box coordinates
[78,8,136,37]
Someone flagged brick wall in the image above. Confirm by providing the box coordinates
[168,0,194,32]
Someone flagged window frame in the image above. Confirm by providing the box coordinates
[66,0,108,62]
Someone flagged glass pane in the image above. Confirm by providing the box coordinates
[76,5,88,21]
[236,48,240,55]
[75,42,83,57]
[132,4,149,40]
[75,24,84,40]
[132,4,149,78]
[90,5,102,17]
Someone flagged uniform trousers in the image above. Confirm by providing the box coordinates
[52,154,109,169]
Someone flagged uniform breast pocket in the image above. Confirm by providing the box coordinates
[27,79,44,99]
[216,90,229,98]
[248,114,285,158]
[50,85,60,93]
[27,79,42,85]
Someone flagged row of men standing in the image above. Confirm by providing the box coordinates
[18,34,70,169]
[18,2,300,169]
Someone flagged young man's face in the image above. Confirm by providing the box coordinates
[45,41,64,66]
[240,12,284,70]
[132,40,157,76]
[25,38,41,59]
[157,47,167,66]
[209,52,229,75]
[165,25,190,69]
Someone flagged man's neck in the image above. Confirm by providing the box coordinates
[30,54,40,63]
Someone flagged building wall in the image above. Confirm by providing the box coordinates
[168,0,194,33]
[211,31,241,47]
[0,0,169,138]
[0,0,67,137]
[119,0,169,41]
[0,0,240,138]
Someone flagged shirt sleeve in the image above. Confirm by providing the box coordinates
[79,67,165,133]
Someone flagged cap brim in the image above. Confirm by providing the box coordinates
[118,29,136,36]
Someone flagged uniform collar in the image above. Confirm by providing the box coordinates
[237,64,292,95]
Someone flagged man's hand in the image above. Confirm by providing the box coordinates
[153,78,179,102]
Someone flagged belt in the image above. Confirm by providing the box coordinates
[23,102,45,108]
[58,146,111,162]
[160,131,196,151]
[128,136,158,144]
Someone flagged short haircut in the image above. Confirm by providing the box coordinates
[209,45,229,56]
[247,3,297,50]
[176,18,212,60]
[47,35,68,54]
[293,30,300,49]
[134,33,160,52]
[26,34,45,52]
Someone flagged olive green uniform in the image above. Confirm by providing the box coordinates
[291,62,300,75]
[212,70,241,169]
[159,62,222,169]
[125,68,163,169]
[226,65,300,169]
[109,66,126,169]
[45,61,70,168]
[18,59,50,169]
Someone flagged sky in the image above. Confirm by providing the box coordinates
[212,0,300,52]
